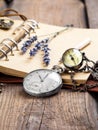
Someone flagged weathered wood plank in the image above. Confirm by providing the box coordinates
[0,85,97,130]
[0,0,98,130]
[0,0,6,10]
[85,0,98,28]
[11,0,87,27]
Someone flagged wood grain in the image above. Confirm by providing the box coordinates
[85,0,98,28]
[9,0,87,27]
[0,84,97,130]
[0,0,98,130]
[0,0,6,10]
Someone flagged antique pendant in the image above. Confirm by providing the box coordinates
[0,18,14,30]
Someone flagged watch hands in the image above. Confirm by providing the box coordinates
[36,72,50,82]
[36,72,43,82]
[43,72,50,81]
[69,54,76,65]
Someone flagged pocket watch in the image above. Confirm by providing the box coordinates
[23,69,62,97]
[62,48,83,70]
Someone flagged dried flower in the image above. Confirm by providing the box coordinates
[21,35,37,53]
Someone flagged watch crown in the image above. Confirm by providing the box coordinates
[52,65,65,73]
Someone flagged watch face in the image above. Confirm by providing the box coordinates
[62,48,83,69]
[23,69,62,97]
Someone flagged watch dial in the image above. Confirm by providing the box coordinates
[62,48,83,69]
[23,69,62,97]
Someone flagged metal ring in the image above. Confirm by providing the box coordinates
[2,39,15,55]
[4,38,19,51]
[26,23,35,32]
[22,27,30,36]
[26,19,39,28]
[3,42,14,56]
[0,49,8,60]
[52,65,65,73]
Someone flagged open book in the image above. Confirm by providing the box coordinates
[0,19,98,85]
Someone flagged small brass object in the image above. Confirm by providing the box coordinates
[0,18,14,30]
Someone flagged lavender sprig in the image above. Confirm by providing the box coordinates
[29,42,41,56]
[42,44,50,66]
[21,35,37,53]
[29,38,49,56]
[29,37,50,66]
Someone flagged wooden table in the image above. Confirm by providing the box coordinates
[0,0,98,130]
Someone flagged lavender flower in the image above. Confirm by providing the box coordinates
[29,37,50,66]
[41,43,51,66]
[21,35,37,53]
[29,48,37,56]
[29,42,41,56]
